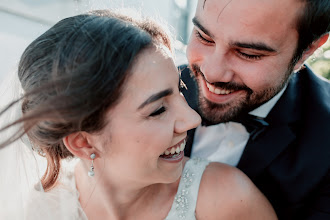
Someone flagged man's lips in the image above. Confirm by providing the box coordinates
[190,64,250,104]
[192,64,249,93]
[206,82,234,95]
[200,78,246,104]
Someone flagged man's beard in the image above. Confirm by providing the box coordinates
[190,64,293,123]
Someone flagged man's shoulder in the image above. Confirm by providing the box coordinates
[295,66,330,112]
[178,64,199,111]
[295,66,330,93]
[281,66,330,145]
[277,66,330,114]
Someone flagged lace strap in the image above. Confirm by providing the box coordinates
[165,157,210,220]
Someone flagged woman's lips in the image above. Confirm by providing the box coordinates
[159,151,184,162]
[160,139,186,157]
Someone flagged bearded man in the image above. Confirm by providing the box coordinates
[181,0,330,219]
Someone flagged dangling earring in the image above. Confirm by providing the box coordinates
[88,153,96,177]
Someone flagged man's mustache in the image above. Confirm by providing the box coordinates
[190,64,252,92]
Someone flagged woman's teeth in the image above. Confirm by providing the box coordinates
[161,140,186,156]
[206,82,233,95]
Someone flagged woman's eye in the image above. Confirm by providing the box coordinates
[237,51,263,60]
[195,30,214,44]
[149,106,166,117]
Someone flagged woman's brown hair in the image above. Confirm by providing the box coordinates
[0,9,172,191]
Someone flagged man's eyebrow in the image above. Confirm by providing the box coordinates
[192,17,214,38]
[231,42,277,53]
[192,17,276,53]
[138,89,173,110]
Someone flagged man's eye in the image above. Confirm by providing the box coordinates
[237,51,263,60]
[195,30,214,44]
[149,106,166,117]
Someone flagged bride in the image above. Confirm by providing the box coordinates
[0,9,277,220]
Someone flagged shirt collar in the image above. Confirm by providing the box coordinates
[249,84,288,118]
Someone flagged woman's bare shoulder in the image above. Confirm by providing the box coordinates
[195,162,277,220]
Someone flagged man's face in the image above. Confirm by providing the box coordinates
[186,0,304,123]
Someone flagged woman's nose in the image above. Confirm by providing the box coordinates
[174,95,201,134]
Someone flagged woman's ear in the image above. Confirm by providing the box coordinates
[293,33,329,72]
[63,132,95,159]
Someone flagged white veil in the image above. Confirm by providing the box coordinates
[0,71,44,219]
[0,71,87,220]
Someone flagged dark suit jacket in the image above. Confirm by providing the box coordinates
[180,65,330,220]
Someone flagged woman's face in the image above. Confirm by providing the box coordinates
[91,46,201,186]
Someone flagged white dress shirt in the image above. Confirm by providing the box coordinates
[191,86,287,166]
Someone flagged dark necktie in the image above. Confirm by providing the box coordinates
[201,115,269,141]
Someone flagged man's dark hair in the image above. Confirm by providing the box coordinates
[293,0,330,62]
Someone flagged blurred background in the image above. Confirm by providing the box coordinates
[0,0,329,82]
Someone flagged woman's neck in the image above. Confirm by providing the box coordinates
[74,161,179,220]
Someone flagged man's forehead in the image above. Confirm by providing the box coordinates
[202,0,233,13]
[200,0,302,13]
[197,0,302,29]
[195,0,302,51]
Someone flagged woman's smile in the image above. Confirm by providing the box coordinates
[159,138,186,162]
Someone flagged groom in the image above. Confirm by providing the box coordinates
[181,0,330,219]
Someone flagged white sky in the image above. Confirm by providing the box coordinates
[0,0,197,81]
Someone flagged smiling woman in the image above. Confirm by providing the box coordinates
[0,9,277,220]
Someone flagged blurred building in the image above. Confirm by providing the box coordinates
[0,0,197,80]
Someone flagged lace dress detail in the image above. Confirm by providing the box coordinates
[165,157,210,220]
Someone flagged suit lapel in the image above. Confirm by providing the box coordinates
[238,72,302,179]
[237,125,295,179]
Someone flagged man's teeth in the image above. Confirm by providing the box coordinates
[162,140,186,156]
[206,82,232,95]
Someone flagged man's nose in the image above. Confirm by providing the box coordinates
[201,50,234,83]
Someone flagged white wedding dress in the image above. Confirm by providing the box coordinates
[23,157,210,220]
[165,157,210,220]
[0,73,210,220]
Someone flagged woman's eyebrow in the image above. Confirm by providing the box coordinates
[138,89,173,110]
